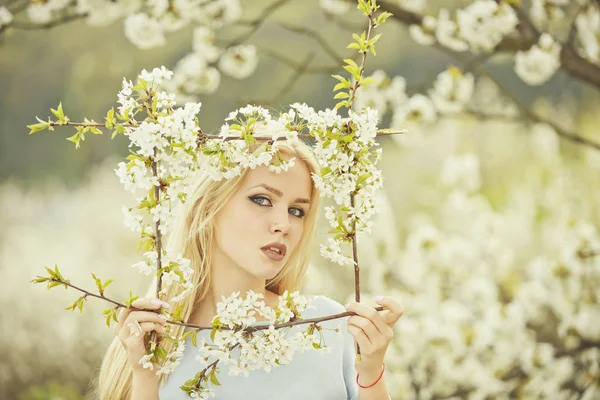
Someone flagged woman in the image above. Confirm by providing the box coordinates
[95,137,403,399]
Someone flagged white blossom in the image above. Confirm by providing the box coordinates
[575,5,600,63]
[193,27,221,62]
[456,1,518,53]
[409,15,437,46]
[435,9,469,52]
[0,6,13,27]
[124,13,166,49]
[218,45,258,79]
[398,0,426,14]
[392,94,437,126]
[515,33,561,86]
[319,0,351,15]
[428,67,474,113]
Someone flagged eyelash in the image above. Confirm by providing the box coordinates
[249,195,306,218]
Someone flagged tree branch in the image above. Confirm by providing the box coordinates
[228,0,292,47]
[41,277,383,333]
[378,0,600,90]
[276,23,346,65]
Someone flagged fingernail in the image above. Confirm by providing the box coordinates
[375,296,384,302]
[161,301,170,308]
[151,299,163,306]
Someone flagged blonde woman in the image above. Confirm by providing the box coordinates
[95,138,403,400]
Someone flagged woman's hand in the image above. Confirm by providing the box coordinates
[114,297,170,374]
[345,296,404,375]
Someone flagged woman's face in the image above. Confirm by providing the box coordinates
[212,159,313,282]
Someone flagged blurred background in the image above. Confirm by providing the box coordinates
[1,0,599,399]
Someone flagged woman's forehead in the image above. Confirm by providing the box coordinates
[243,163,312,196]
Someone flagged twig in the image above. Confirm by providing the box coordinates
[270,52,316,105]
[9,12,88,30]
[277,23,346,65]
[227,0,292,47]
[44,120,407,139]
[43,277,383,332]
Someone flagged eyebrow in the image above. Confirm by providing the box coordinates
[249,184,310,204]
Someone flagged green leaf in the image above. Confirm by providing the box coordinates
[375,11,392,26]
[331,74,346,83]
[357,173,371,186]
[361,77,376,88]
[89,126,103,135]
[47,281,63,289]
[105,108,115,129]
[343,65,359,77]
[346,43,361,51]
[30,276,49,284]
[27,120,50,134]
[334,92,349,99]
[370,33,382,45]
[343,58,359,70]
[92,273,103,294]
[50,103,64,119]
[210,327,218,342]
[333,80,351,91]
[209,370,222,386]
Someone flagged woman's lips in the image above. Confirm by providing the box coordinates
[261,248,284,261]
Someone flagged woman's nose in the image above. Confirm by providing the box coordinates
[270,208,291,234]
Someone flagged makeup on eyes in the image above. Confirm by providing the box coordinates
[248,195,306,218]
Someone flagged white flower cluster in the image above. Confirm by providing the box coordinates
[376,141,600,398]
[25,0,70,24]
[353,67,476,132]
[575,4,600,64]
[515,33,561,86]
[181,290,332,398]
[286,104,384,266]
[409,1,518,53]
[428,67,474,114]
[0,6,13,27]
[200,105,301,182]
[530,0,569,29]
[20,0,254,101]
[353,70,408,117]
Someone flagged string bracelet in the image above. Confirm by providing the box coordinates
[356,362,385,389]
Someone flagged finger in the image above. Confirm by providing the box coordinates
[131,297,170,311]
[126,311,167,326]
[347,323,373,352]
[345,302,388,337]
[115,307,132,333]
[139,322,166,336]
[348,315,381,346]
[375,297,404,325]
[115,298,168,333]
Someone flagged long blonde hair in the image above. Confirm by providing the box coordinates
[93,139,321,399]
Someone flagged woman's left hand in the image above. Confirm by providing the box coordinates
[345,296,404,373]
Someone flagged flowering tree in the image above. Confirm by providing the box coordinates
[4,0,599,398]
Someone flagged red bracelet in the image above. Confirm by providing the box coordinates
[356,362,385,388]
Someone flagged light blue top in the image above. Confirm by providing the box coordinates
[158,295,363,400]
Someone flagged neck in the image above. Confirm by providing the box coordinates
[189,261,279,326]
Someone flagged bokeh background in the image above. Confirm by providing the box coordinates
[1,0,599,399]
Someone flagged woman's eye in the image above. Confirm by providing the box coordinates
[250,196,271,206]
[289,208,306,218]
[250,196,305,218]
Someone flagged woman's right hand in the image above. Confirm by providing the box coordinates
[114,297,170,373]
